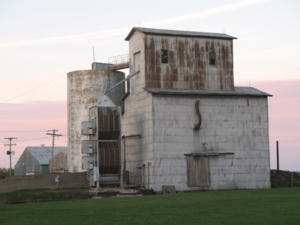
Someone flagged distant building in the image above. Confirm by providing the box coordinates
[49,150,68,173]
[14,146,68,176]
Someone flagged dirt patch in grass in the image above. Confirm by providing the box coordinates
[96,192,119,198]
[95,187,156,198]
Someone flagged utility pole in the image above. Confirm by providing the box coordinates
[4,137,17,177]
[46,130,62,173]
[276,141,279,173]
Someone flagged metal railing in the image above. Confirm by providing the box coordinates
[108,54,129,67]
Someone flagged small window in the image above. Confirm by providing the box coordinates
[161,50,168,64]
[209,52,216,66]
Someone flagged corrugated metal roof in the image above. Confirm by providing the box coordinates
[26,146,68,165]
[144,86,272,97]
[125,27,237,41]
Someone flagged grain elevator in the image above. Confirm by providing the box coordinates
[67,27,272,192]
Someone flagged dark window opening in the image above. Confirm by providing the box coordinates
[209,52,216,66]
[161,50,168,64]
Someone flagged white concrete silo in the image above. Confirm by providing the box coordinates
[67,63,125,173]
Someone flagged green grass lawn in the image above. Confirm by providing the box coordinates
[0,187,299,225]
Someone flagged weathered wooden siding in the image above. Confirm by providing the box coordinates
[186,156,210,187]
[145,35,234,91]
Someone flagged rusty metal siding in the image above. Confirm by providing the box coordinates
[145,35,234,91]
[186,155,210,187]
[97,107,120,140]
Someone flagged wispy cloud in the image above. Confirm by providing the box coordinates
[144,0,269,27]
[0,0,269,48]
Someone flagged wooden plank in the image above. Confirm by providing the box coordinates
[198,157,210,186]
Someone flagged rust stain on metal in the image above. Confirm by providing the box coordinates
[178,40,185,67]
[193,100,202,130]
[99,142,120,174]
[169,51,176,66]
[144,35,234,91]
[155,51,161,88]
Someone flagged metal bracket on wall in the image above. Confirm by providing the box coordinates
[184,152,234,157]
[122,134,141,139]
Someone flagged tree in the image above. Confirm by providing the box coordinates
[0,168,14,179]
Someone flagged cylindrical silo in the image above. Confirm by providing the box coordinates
[67,63,125,173]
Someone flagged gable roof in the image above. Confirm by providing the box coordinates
[26,146,68,165]
[125,27,237,41]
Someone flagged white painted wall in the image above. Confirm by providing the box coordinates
[150,95,270,192]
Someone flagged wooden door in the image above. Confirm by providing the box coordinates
[186,156,210,187]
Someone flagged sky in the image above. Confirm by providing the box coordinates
[0,0,299,171]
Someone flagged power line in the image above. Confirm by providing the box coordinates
[0,137,53,144]
[0,131,47,132]
[15,137,52,142]
[0,74,65,105]
[271,128,300,130]
[0,135,68,144]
